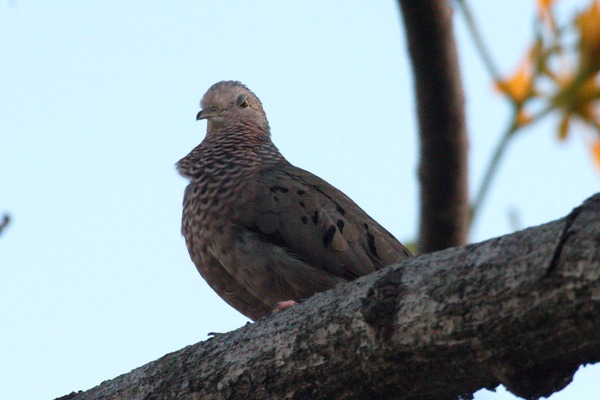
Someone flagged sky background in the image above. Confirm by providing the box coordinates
[1,1,599,399]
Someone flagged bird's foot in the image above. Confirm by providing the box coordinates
[271,300,297,315]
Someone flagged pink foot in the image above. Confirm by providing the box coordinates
[271,300,297,314]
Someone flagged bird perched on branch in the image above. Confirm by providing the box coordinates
[178,81,412,321]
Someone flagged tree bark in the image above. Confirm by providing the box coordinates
[59,194,600,400]
[397,0,469,253]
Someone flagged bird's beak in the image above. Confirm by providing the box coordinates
[196,107,218,121]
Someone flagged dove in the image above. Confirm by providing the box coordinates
[177,81,412,321]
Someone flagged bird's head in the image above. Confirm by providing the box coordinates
[197,81,270,137]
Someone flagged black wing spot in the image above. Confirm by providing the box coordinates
[312,211,319,225]
[336,219,345,233]
[323,225,337,247]
[336,205,346,216]
[270,185,289,193]
[367,232,379,258]
[301,216,308,224]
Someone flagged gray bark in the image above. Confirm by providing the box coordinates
[59,194,600,400]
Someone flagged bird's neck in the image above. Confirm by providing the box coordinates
[177,126,285,180]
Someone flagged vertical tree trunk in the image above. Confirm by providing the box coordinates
[398,0,469,253]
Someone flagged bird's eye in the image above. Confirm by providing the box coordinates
[236,94,249,108]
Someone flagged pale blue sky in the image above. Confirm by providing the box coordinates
[1,2,598,399]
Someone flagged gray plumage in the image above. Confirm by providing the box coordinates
[178,81,412,321]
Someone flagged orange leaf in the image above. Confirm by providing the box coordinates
[495,51,536,104]
[576,0,600,75]
[590,137,600,172]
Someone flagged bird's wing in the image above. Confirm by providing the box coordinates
[237,163,412,281]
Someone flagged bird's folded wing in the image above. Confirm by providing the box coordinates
[238,163,411,280]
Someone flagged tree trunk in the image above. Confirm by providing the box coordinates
[59,194,600,400]
[398,0,470,253]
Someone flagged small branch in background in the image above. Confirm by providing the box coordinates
[455,0,502,81]
[456,0,515,231]
[0,213,10,237]
[469,120,517,228]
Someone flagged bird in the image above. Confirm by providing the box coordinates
[177,80,412,321]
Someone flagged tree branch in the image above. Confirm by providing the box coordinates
[60,194,600,400]
[0,213,10,237]
[397,0,469,253]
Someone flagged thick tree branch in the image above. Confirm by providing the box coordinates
[60,194,600,400]
[398,0,469,253]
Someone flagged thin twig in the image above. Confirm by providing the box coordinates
[528,105,554,125]
[457,0,512,229]
[469,121,517,228]
[0,213,10,236]
[469,101,558,229]
[455,0,502,82]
